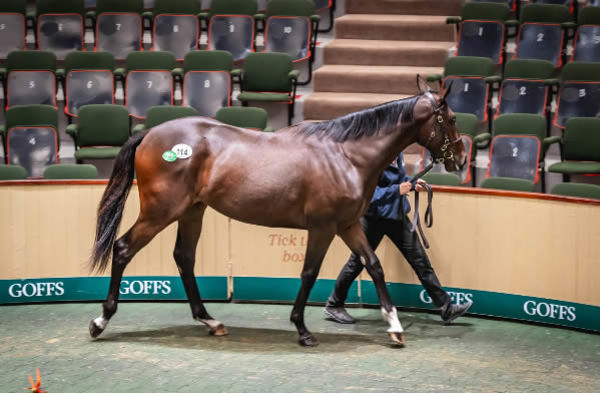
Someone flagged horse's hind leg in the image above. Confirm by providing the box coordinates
[89,216,170,338]
[291,225,336,347]
[173,204,228,336]
[338,222,405,346]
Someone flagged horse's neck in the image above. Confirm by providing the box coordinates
[341,124,416,182]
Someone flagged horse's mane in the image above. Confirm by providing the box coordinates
[293,94,423,142]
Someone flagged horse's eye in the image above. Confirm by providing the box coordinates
[450,117,457,125]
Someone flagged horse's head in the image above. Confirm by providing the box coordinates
[412,75,467,172]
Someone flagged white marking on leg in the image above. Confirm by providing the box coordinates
[360,256,367,266]
[381,307,403,333]
[94,316,108,330]
[197,318,223,329]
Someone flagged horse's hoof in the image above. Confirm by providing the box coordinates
[89,319,104,339]
[388,332,406,347]
[209,324,229,336]
[298,334,319,347]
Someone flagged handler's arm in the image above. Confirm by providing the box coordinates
[369,184,402,209]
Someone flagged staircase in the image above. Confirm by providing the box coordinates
[304,0,462,122]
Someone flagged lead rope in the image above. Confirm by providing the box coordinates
[409,161,435,249]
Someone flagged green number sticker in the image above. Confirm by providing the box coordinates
[162,150,177,162]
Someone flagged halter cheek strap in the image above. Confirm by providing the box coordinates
[406,92,451,249]
[422,91,461,166]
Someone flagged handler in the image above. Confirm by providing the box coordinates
[324,153,472,324]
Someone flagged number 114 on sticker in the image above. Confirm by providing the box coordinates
[171,144,193,159]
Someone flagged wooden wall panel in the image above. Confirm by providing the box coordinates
[361,193,600,306]
[230,222,352,279]
[0,185,229,279]
[0,184,598,307]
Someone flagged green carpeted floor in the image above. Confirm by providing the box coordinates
[1,303,598,393]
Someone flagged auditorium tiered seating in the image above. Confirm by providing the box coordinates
[0,0,597,196]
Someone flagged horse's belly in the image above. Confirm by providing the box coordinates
[204,181,307,229]
[209,199,307,229]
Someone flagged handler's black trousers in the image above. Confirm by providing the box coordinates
[328,215,452,309]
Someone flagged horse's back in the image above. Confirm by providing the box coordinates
[133,117,364,229]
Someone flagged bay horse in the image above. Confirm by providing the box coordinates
[88,77,465,347]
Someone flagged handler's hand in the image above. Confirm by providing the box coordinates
[399,182,412,195]
[414,179,428,192]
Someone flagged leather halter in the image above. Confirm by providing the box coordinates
[422,91,462,166]
[407,92,460,249]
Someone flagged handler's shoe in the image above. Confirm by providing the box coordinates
[441,300,473,325]
[324,305,355,324]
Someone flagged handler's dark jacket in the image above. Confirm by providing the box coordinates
[365,153,411,221]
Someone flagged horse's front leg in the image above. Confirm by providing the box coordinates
[291,225,336,347]
[338,222,405,346]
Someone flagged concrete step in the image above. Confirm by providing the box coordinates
[345,0,462,16]
[303,92,411,120]
[313,65,443,94]
[324,39,453,67]
[335,14,456,42]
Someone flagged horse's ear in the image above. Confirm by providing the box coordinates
[416,74,431,94]
[442,80,454,102]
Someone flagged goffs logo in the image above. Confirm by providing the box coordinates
[119,280,172,295]
[420,289,473,305]
[523,300,576,321]
[8,281,65,298]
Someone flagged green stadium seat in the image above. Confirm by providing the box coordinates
[0,0,27,58]
[264,0,320,84]
[454,113,480,184]
[151,0,203,60]
[216,107,272,131]
[35,0,86,60]
[447,2,510,65]
[1,51,57,109]
[514,4,573,67]
[548,117,600,181]
[237,52,299,126]
[477,113,558,191]
[496,59,555,120]
[572,6,600,62]
[471,0,517,14]
[455,113,479,140]
[480,176,536,192]
[92,0,144,60]
[554,62,600,128]
[43,164,98,179]
[202,0,258,62]
[313,0,335,33]
[477,113,557,149]
[427,56,497,125]
[530,0,576,16]
[422,172,462,186]
[132,105,198,133]
[550,182,600,199]
[0,104,59,177]
[63,51,116,117]
[0,164,27,180]
[117,51,176,119]
[178,50,233,117]
[66,104,130,161]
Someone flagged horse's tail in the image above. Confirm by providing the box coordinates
[90,130,149,274]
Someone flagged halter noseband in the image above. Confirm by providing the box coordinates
[407,92,462,249]
[423,92,461,165]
